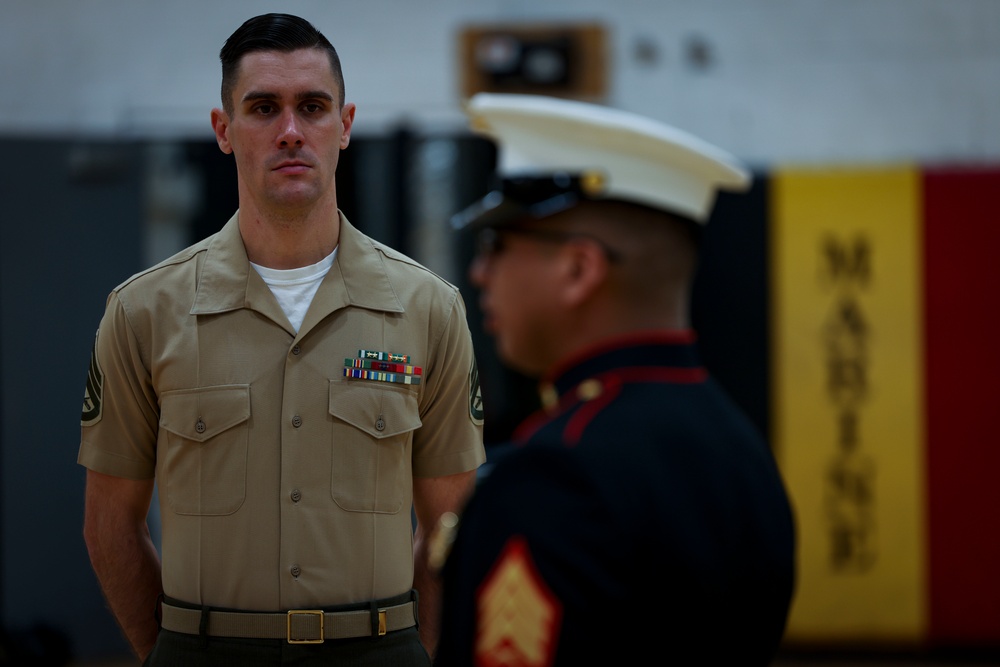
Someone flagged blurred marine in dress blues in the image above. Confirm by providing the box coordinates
[434,93,796,667]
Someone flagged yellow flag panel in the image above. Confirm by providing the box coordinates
[771,166,926,643]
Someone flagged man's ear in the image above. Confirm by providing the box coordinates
[560,240,610,307]
[340,102,357,150]
[211,108,233,155]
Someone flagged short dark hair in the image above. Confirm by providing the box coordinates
[219,13,345,115]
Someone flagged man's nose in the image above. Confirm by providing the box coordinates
[468,254,489,288]
[276,110,304,147]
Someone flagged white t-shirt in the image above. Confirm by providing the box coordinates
[250,248,337,333]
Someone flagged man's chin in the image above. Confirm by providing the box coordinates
[264,186,323,211]
[497,341,543,378]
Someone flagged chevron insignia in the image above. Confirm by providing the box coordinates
[475,536,562,667]
[81,330,104,426]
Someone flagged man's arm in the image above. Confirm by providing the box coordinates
[83,469,162,661]
[412,470,477,659]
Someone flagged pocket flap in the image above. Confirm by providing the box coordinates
[160,385,251,442]
[329,380,421,438]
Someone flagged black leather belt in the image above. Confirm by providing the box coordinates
[160,599,417,644]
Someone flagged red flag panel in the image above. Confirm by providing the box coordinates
[923,167,1000,645]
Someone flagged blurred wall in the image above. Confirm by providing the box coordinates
[2,0,998,163]
[0,140,146,660]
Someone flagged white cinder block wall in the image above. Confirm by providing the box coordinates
[3,0,998,165]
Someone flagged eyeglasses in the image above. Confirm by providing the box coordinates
[475,226,621,263]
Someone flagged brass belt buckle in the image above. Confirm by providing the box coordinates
[287,609,324,644]
[378,609,387,636]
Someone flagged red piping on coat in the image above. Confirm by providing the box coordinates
[514,365,707,445]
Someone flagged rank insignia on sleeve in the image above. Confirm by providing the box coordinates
[469,357,485,425]
[81,329,104,427]
[475,536,562,667]
[344,350,422,385]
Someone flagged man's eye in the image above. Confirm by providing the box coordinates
[253,104,275,115]
[302,103,322,114]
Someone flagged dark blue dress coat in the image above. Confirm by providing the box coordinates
[435,331,795,667]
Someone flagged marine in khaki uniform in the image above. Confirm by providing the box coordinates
[79,13,485,666]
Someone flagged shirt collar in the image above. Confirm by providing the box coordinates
[191,210,404,319]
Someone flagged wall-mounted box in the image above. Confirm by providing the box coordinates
[459,23,607,101]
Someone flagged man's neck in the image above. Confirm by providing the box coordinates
[238,202,341,270]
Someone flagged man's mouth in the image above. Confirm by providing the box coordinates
[273,160,311,173]
[480,305,496,333]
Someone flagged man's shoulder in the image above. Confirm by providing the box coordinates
[369,236,459,293]
[340,214,459,296]
[112,234,213,296]
[350,235,468,324]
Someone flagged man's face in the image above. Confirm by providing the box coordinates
[211,48,355,214]
[468,225,571,376]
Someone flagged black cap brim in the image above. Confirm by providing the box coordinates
[450,186,583,231]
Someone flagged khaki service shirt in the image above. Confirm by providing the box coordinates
[78,211,486,610]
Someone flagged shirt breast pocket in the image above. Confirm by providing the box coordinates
[328,380,421,514]
[159,385,251,516]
